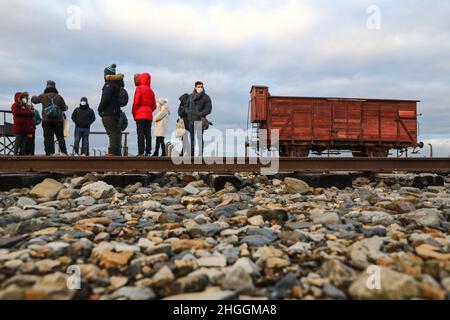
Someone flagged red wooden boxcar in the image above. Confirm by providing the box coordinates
[250,86,423,157]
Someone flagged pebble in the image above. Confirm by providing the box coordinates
[349,267,421,300]
[0,172,448,300]
[197,255,227,268]
[312,212,340,225]
[400,208,443,227]
[221,267,254,293]
[26,272,75,300]
[232,258,261,276]
[284,177,311,195]
[16,197,37,208]
[189,223,223,238]
[80,181,117,200]
[75,196,96,206]
[110,287,155,300]
[30,179,64,200]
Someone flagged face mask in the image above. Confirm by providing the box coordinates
[21,98,28,104]
[196,88,204,94]
[81,101,87,106]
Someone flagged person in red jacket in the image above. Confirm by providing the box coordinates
[11,92,36,156]
[132,73,157,156]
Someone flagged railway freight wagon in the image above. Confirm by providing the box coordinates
[249,86,424,157]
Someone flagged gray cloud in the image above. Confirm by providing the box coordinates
[0,0,449,156]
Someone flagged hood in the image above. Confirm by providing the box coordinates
[179,93,190,104]
[136,73,151,87]
[14,92,29,103]
[105,73,125,82]
[14,92,22,103]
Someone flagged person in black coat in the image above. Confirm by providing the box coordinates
[98,64,125,156]
[72,97,95,156]
[184,81,213,156]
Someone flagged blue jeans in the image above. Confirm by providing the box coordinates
[187,121,204,156]
[74,127,90,156]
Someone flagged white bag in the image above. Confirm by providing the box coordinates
[176,118,186,138]
[63,118,71,138]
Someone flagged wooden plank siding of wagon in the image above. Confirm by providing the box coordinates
[250,86,422,157]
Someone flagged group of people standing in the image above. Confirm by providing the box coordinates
[11,63,213,157]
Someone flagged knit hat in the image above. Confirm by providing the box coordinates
[157,98,168,106]
[46,80,56,89]
[104,64,117,76]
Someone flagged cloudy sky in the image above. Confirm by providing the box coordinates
[1,0,449,156]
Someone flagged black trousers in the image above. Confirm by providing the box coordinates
[153,137,166,157]
[43,122,67,156]
[136,119,152,156]
[14,133,27,155]
[25,133,35,155]
[102,116,122,156]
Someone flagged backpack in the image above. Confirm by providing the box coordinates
[44,95,62,119]
[118,110,128,132]
[117,87,129,108]
[35,110,42,126]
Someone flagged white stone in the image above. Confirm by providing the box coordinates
[80,181,117,200]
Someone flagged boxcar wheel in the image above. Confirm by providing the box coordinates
[365,148,390,157]
[280,146,310,158]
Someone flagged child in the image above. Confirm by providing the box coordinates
[153,98,170,157]
[11,92,36,156]
[71,97,96,156]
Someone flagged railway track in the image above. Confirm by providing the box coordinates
[0,156,449,173]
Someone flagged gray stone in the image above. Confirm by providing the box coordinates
[288,242,312,255]
[267,273,299,299]
[232,258,261,276]
[323,283,347,299]
[110,287,156,300]
[212,203,242,219]
[74,196,96,206]
[142,200,162,211]
[221,267,254,292]
[8,209,39,222]
[0,236,26,249]
[349,237,387,269]
[16,197,37,208]
[247,209,288,222]
[240,235,273,247]
[400,208,442,227]
[312,212,340,225]
[189,223,223,238]
[158,212,182,224]
[183,184,200,195]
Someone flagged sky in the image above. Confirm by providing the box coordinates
[0,0,449,156]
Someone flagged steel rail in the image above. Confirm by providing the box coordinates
[0,157,449,173]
